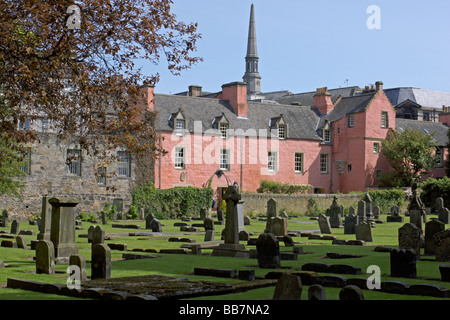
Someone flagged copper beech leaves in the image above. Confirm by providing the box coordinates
[0,0,202,192]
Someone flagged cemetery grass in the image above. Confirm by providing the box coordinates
[1,214,450,300]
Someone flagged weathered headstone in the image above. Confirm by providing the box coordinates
[1,209,8,228]
[270,216,288,237]
[308,284,326,300]
[265,198,277,232]
[69,254,87,281]
[204,217,215,231]
[398,223,421,260]
[318,214,332,234]
[409,209,425,234]
[357,200,366,221]
[390,248,417,278]
[139,207,145,220]
[256,233,280,268]
[37,196,52,241]
[344,213,358,235]
[15,235,27,250]
[101,211,108,225]
[35,240,55,275]
[92,225,105,246]
[239,230,250,241]
[145,213,156,229]
[279,211,289,219]
[49,197,79,258]
[434,229,450,262]
[387,206,404,223]
[91,243,111,280]
[363,193,373,220]
[329,196,343,228]
[339,285,364,300]
[204,230,214,242]
[425,219,445,255]
[273,273,302,300]
[244,216,252,225]
[200,207,208,220]
[438,208,450,224]
[87,225,95,243]
[436,197,445,214]
[151,218,162,232]
[211,183,247,257]
[10,220,19,234]
[355,221,372,242]
[217,209,224,222]
[373,206,380,219]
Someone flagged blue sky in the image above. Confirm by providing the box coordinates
[141,0,450,95]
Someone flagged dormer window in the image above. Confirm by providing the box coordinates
[214,113,230,139]
[170,109,187,136]
[271,114,288,140]
[323,129,331,143]
[278,124,287,139]
[175,119,185,135]
[219,122,229,139]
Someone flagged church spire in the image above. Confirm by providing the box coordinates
[243,4,261,96]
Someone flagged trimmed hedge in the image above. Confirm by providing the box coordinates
[131,182,213,219]
[257,180,312,195]
[351,188,407,214]
[421,177,450,210]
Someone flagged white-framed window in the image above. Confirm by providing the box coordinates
[373,142,381,154]
[97,167,107,185]
[67,149,82,176]
[348,114,354,128]
[175,119,185,135]
[220,148,230,171]
[324,129,331,143]
[219,122,229,139]
[117,151,131,177]
[278,124,287,139]
[174,147,185,169]
[381,111,389,128]
[294,152,304,173]
[320,153,328,174]
[268,151,278,172]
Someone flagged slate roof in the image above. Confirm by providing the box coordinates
[153,94,322,141]
[395,119,449,146]
[384,88,450,110]
[274,86,361,106]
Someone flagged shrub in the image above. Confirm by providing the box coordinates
[131,182,213,219]
[421,177,450,210]
[257,180,312,194]
[351,188,407,213]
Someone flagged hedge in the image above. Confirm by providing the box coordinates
[421,177,450,211]
[351,188,407,213]
[257,180,312,195]
[131,182,214,219]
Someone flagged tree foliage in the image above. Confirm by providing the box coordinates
[381,128,439,187]
[0,0,202,194]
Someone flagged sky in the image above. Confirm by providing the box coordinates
[139,0,450,95]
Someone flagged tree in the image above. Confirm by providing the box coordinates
[381,128,439,187]
[0,0,202,195]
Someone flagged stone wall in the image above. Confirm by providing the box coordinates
[0,133,150,221]
[241,193,364,216]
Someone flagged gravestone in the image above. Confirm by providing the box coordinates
[151,219,162,232]
[398,223,421,260]
[15,235,27,250]
[344,214,358,235]
[92,225,105,246]
[387,206,404,223]
[425,219,445,255]
[211,183,247,257]
[434,229,450,262]
[49,197,79,258]
[265,198,277,232]
[373,206,381,219]
[101,211,108,225]
[200,207,208,220]
[239,230,250,241]
[362,193,373,220]
[329,196,343,228]
[37,196,52,241]
[318,214,332,234]
[10,220,19,234]
[339,285,364,300]
[139,208,145,221]
[357,200,366,221]
[256,233,280,268]
[204,217,215,231]
[390,248,417,278]
[87,225,95,243]
[217,210,224,222]
[1,209,8,228]
[270,216,288,236]
[409,209,425,234]
[273,273,302,300]
[355,221,372,242]
[69,254,87,281]
[436,197,444,214]
[349,206,356,217]
[204,230,214,242]
[244,216,252,225]
[438,208,450,224]
[145,213,155,229]
[308,284,326,300]
[35,240,55,275]
[91,243,111,280]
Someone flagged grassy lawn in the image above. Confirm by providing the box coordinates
[1,213,449,301]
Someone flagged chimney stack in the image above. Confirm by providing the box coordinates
[189,85,202,97]
[218,82,248,118]
[376,81,384,92]
[313,87,334,115]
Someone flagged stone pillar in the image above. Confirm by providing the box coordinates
[49,197,79,258]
